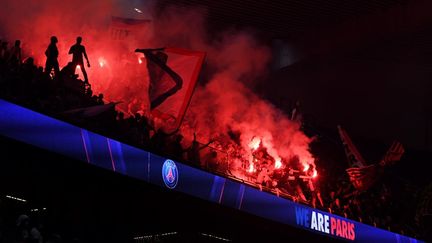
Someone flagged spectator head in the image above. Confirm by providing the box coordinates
[14,40,20,47]
[24,57,34,66]
[76,36,82,44]
[211,151,217,158]
[134,113,141,120]
[50,36,58,44]
[175,134,183,143]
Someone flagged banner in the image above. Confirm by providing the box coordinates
[136,47,206,131]
[380,141,404,166]
[0,99,423,242]
[337,125,366,168]
[110,16,151,41]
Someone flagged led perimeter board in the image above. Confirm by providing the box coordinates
[0,99,423,243]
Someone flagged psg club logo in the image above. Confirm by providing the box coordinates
[162,159,178,189]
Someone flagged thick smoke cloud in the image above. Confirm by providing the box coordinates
[151,6,316,171]
[0,0,150,104]
[0,0,315,173]
[0,0,112,63]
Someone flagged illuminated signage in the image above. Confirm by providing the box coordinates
[162,159,178,189]
[0,99,423,243]
[295,207,355,241]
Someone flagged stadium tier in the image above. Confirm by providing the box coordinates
[0,99,423,243]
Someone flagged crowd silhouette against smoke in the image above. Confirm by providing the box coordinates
[0,0,430,241]
[0,0,317,182]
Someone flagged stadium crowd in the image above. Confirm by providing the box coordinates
[0,37,428,241]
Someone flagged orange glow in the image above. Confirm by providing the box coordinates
[98,57,106,67]
[248,137,261,151]
[248,163,255,173]
[275,158,282,169]
[0,0,320,202]
[75,65,83,80]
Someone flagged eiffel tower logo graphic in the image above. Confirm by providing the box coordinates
[166,165,175,183]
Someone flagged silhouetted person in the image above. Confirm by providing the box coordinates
[186,133,214,165]
[0,41,7,60]
[22,57,37,81]
[68,36,90,84]
[45,36,60,78]
[8,40,21,66]
[167,134,185,160]
[60,62,78,79]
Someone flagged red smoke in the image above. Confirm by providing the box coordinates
[0,0,153,114]
[0,0,316,187]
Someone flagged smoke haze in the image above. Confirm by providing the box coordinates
[0,0,315,174]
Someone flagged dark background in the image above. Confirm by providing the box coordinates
[0,135,344,242]
[158,0,432,152]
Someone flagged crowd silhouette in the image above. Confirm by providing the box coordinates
[0,36,428,241]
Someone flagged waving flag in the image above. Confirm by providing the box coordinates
[346,165,379,191]
[380,141,404,166]
[136,47,206,132]
[337,125,366,168]
[338,125,376,191]
[338,125,404,191]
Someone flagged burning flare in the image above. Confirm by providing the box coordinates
[275,158,282,169]
[98,57,106,67]
[248,162,255,173]
[249,137,261,151]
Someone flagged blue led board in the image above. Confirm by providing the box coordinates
[0,99,423,242]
